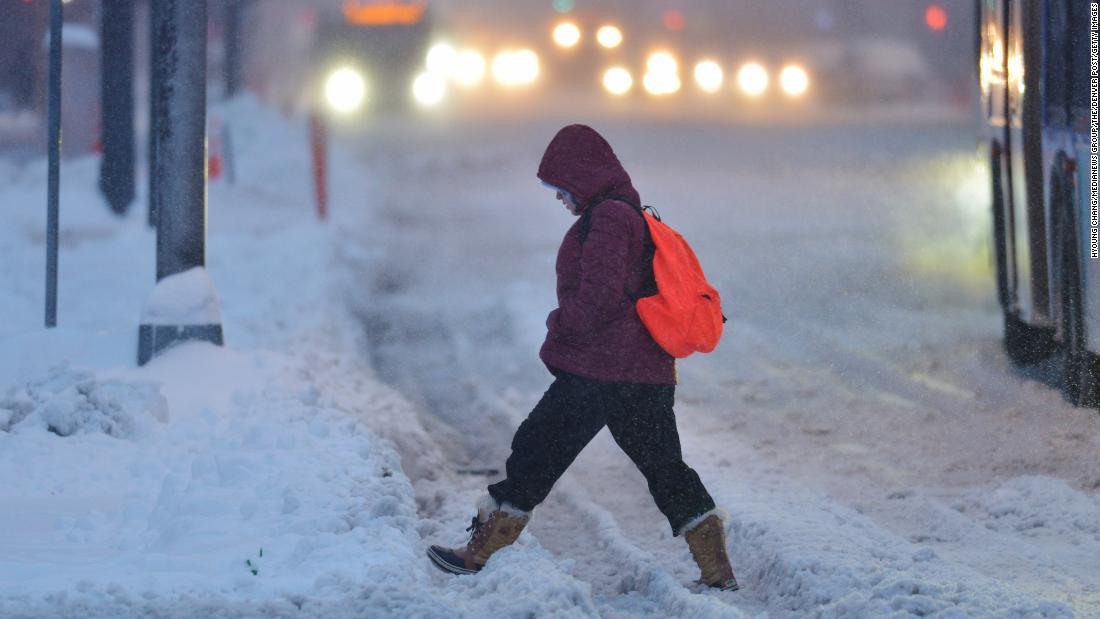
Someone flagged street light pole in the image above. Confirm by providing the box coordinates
[147,0,160,227]
[224,0,243,99]
[45,0,62,328]
[138,0,223,365]
[100,0,135,216]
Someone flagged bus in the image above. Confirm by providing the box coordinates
[980,0,1097,408]
[312,0,433,116]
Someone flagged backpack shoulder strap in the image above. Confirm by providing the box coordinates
[578,199,647,245]
[575,200,658,301]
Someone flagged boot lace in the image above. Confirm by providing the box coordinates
[465,515,483,538]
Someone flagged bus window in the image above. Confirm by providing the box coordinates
[980,0,1007,119]
[1043,0,1069,126]
[1068,0,1090,126]
[1007,0,1025,120]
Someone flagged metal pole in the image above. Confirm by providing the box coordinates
[309,112,328,220]
[152,0,207,280]
[100,0,135,215]
[139,0,221,365]
[147,0,161,227]
[224,0,243,98]
[45,0,62,328]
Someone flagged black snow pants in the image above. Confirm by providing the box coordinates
[487,368,716,536]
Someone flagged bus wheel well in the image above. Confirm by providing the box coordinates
[1053,158,1100,407]
[993,140,1055,365]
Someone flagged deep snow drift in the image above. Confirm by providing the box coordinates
[2,97,1097,618]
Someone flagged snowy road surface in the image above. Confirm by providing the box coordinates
[3,98,1099,617]
[343,110,1100,617]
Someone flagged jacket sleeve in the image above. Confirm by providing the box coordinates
[548,202,634,338]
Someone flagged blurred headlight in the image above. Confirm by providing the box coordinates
[413,72,447,106]
[596,25,622,49]
[454,49,486,87]
[553,22,581,48]
[779,64,809,97]
[426,43,458,76]
[643,71,681,96]
[492,49,540,87]
[646,51,678,75]
[736,62,768,97]
[644,51,680,96]
[324,67,367,113]
[602,67,633,96]
[693,60,724,94]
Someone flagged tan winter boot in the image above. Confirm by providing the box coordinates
[683,511,739,591]
[427,495,531,575]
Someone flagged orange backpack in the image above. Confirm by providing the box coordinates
[579,203,726,358]
[634,207,725,357]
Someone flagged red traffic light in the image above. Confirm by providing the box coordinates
[662,9,685,32]
[925,4,948,31]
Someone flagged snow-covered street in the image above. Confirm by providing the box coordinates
[3,0,1098,614]
[2,95,1099,617]
[343,108,1100,617]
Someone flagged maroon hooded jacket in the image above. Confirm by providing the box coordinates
[536,125,676,385]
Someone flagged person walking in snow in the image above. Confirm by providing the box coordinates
[427,124,738,591]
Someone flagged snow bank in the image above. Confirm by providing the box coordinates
[0,345,423,618]
[0,95,588,617]
[716,480,1074,618]
[0,363,167,438]
[140,267,222,325]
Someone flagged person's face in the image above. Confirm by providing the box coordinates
[555,191,579,216]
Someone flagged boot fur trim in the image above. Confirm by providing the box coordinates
[676,508,728,537]
[477,494,532,521]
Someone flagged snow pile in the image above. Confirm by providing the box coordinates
[0,346,424,618]
[0,363,167,438]
[961,476,1100,539]
[0,96,591,618]
[718,481,1073,618]
[140,268,222,324]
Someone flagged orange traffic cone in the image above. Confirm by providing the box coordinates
[208,115,223,181]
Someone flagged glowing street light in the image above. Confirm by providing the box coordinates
[644,50,680,96]
[693,60,724,93]
[779,64,809,97]
[426,42,458,76]
[453,49,486,87]
[412,71,447,106]
[646,50,678,75]
[324,67,367,113]
[643,71,681,96]
[553,22,581,48]
[602,67,633,96]
[596,25,622,49]
[492,49,540,87]
[736,62,768,97]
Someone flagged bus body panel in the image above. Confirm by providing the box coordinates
[1003,0,1053,326]
[983,0,1021,312]
[1075,133,1100,351]
[1019,0,1053,324]
[984,0,1100,396]
[1062,0,1100,351]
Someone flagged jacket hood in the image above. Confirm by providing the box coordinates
[537,124,640,212]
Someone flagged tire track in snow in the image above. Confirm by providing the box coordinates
[351,293,753,616]
[677,312,1100,614]
[343,115,1097,616]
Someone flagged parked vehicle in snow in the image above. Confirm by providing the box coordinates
[980,0,1098,408]
[311,0,433,117]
